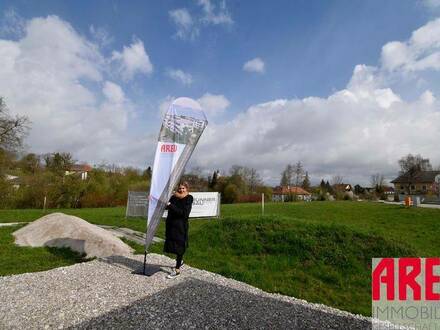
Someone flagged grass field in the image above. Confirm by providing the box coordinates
[1,201,440,316]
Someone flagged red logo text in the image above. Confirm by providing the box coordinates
[372,258,440,301]
[160,144,177,153]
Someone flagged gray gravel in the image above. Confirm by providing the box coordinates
[0,253,375,329]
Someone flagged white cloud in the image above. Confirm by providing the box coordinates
[169,8,199,40]
[169,1,232,40]
[198,0,233,26]
[0,15,155,167]
[158,93,230,119]
[111,39,153,80]
[165,68,193,85]
[89,25,113,48]
[197,93,230,117]
[190,18,440,185]
[102,81,125,103]
[243,57,265,73]
[381,18,440,72]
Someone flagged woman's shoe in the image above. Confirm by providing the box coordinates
[166,269,181,279]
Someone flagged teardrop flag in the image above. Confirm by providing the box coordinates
[144,97,208,256]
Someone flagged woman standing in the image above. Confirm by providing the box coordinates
[164,182,193,279]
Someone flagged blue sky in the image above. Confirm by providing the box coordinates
[1,1,440,185]
[2,1,429,106]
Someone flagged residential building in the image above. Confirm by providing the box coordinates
[65,164,92,180]
[272,186,312,202]
[391,171,440,196]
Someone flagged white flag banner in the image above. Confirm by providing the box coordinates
[144,97,208,252]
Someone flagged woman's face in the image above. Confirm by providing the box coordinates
[177,185,187,194]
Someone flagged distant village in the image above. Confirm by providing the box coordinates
[2,151,438,208]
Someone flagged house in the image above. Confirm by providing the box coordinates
[5,174,20,189]
[333,183,353,192]
[391,171,440,197]
[383,186,395,195]
[65,164,92,180]
[272,186,312,202]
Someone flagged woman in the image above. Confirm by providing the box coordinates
[164,181,193,279]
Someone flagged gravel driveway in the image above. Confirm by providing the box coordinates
[0,253,373,329]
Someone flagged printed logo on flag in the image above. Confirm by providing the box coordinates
[160,144,177,153]
[372,258,440,329]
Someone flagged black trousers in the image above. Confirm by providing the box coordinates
[176,253,183,269]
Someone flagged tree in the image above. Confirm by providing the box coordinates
[209,170,219,189]
[371,173,385,194]
[398,154,432,194]
[320,179,326,192]
[280,164,293,186]
[0,98,29,152]
[332,175,344,185]
[325,181,333,194]
[293,162,304,186]
[19,153,41,174]
[246,168,262,193]
[302,171,311,191]
[223,183,239,203]
[292,162,304,200]
[229,165,262,194]
[44,152,74,176]
[143,166,152,181]
[354,184,365,195]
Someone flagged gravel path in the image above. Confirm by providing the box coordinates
[0,254,374,329]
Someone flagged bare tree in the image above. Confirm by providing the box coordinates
[293,162,304,187]
[229,165,262,193]
[247,167,262,193]
[331,175,344,185]
[292,162,305,200]
[280,164,293,186]
[0,97,29,152]
[371,173,385,192]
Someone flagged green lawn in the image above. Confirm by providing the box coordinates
[0,224,89,276]
[1,201,440,316]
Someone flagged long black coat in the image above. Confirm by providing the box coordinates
[164,194,193,255]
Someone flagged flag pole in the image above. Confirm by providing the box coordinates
[143,250,148,275]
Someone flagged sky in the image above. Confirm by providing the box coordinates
[1,0,440,186]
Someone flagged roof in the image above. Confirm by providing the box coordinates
[390,171,440,184]
[273,186,311,195]
[68,164,92,172]
[333,184,352,191]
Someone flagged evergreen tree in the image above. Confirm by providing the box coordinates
[320,179,326,192]
[209,170,218,189]
[325,181,333,194]
[302,171,311,191]
[143,166,152,181]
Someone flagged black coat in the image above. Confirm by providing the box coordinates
[164,194,193,255]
